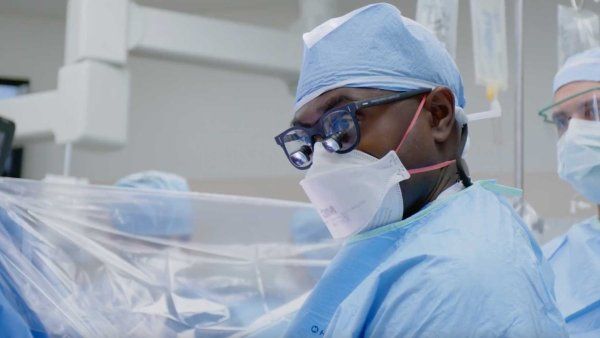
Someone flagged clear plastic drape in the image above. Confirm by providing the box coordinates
[0,177,339,337]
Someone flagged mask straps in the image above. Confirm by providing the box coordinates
[457,124,473,187]
[394,94,457,176]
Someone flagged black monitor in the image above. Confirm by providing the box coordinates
[0,78,28,178]
[0,117,15,173]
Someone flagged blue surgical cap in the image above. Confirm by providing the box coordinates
[113,171,194,238]
[295,3,466,123]
[554,47,600,93]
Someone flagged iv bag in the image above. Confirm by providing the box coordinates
[416,0,459,58]
[558,5,600,67]
[470,0,509,96]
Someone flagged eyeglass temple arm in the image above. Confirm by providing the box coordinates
[355,88,432,109]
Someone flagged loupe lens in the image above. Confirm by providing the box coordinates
[322,136,342,152]
[322,109,358,152]
[289,145,312,168]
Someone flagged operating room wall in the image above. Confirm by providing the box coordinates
[0,0,596,236]
[0,11,303,184]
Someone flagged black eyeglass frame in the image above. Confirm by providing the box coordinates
[274,88,432,169]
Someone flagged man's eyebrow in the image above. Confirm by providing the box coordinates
[290,94,359,127]
[579,98,597,110]
[321,94,364,113]
[290,119,307,127]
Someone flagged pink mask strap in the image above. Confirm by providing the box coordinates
[408,159,456,175]
[395,95,428,153]
[393,94,457,175]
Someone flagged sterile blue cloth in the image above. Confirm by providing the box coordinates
[0,209,48,337]
[113,171,194,237]
[543,217,600,338]
[285,181,567,337]
[290,209,330,245]
[0,291,32,338]
[290,209,338,281]
[553,47,600,93]
[294,3,465,119]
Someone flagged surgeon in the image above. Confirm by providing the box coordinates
[540,47,600,338]
[274,4,567,337]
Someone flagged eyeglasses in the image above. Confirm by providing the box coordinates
[275,88,432,170]
[538,86,599,132]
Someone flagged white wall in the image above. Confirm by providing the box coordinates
[0,0,597,229]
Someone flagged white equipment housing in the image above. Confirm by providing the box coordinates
[0,0,335,149]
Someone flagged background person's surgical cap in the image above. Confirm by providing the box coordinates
[294,3,466,123]
[553,47,600,93]
[115,171,190,192]
[112,171,194,237]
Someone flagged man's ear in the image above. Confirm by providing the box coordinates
[425,87,456,142]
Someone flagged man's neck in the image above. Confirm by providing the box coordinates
[426,164,461,203]
[401,165,461,220]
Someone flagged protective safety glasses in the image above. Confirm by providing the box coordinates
[275,88,432,169]
[539,86,600,132]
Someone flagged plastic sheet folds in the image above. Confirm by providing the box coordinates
[0,178,339,337]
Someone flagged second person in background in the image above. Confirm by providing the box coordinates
[540,47,600,338]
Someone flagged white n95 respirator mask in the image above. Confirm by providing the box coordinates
[300,144,409,239]
[557,118,600,203]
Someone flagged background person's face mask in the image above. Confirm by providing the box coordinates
[557,118,600,204]
[300,96,456,239]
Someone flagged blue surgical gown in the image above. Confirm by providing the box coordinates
[543,217,600,338]
[285,181,567,337]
